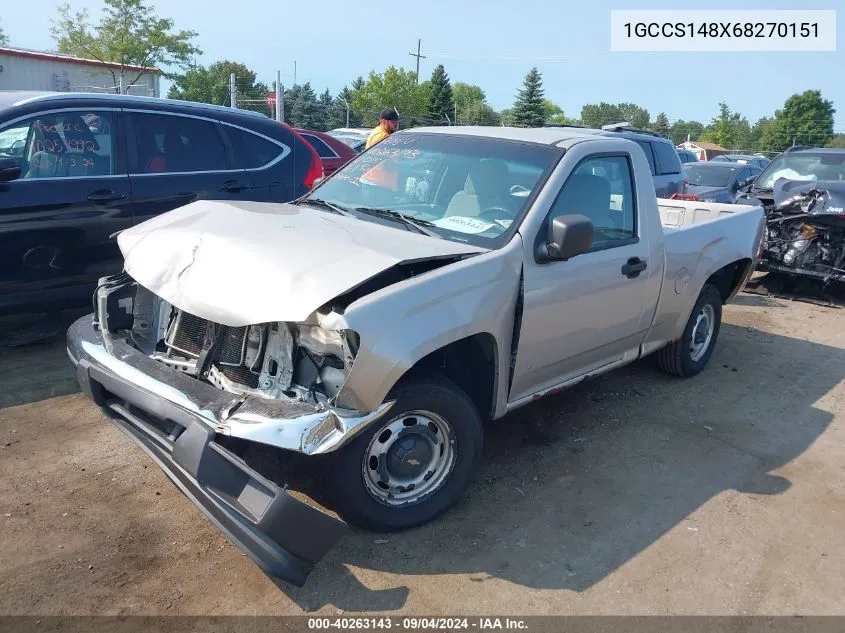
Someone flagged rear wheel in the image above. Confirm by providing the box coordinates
[324,376,482,532]
[657,283,722,377]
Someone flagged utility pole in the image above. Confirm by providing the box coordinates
[409,39,426,84]
[340,95,350,127]
[229,73,237,108]
[275,70,282,122]
[294,61,297,85]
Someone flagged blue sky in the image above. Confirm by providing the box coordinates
[2,0,843,129]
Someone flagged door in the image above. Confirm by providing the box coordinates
[509,154,662,402]
[0,108,132,312]
[219,121,297,202]
[125,110,253,227]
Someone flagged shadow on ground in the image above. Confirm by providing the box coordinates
[1,309,841,613]
[744,273,845,309]
[0,309,88,409]
[245,322,844,611]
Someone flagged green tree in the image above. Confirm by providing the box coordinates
[580,102,624,129]
[461,102,501,126]
[453,83,486,109]
[669,119,704,146]
[284,83,321,129]
[308,88,332,131]
[167,60,269,113]
[700,102,750,149]
[653,112,670,137]
[351,66,430,127]
[618,102,650,129]
[325,86,363,129]
[0,23,8,45]
[50,0,200,92]
[453,83,500,125]
[760,90,836,152]
[542,100,578,126]
[511,67,545,128]
[428,64,455,124]
[747,117,774,151]
[827,134,845,148]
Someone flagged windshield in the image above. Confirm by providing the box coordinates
[684,164,738,187]
[755,152,845,190]
[303,132,562,248]
[327,132,367,147]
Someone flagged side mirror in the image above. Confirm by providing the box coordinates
[536,214,594,263]
[0,157,22,183]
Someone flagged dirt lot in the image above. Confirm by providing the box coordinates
[1,284,844,616]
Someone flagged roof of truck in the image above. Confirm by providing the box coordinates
[407,125,613,146]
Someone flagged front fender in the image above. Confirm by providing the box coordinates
[327,235,525,414]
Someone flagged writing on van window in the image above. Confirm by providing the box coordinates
[366,146,422,160]
[9,111,116,178]
[29,154,97,171]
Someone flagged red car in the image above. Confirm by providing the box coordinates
[295,128,358,177]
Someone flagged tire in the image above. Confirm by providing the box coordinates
[324,375,483,532]
[657,283,723,378]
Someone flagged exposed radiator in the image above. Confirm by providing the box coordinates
[162,309,263,389]
[165,310,208,357]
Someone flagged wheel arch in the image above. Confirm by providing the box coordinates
[397,333,500,422]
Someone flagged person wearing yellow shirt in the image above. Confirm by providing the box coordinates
[365,107,399,150]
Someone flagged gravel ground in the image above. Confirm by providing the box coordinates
[1,284,843,615]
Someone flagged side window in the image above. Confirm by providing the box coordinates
[634,140,656,175]
[3,110,116,179]
[653,141,682,175]
[224,125,288,169]
[301,134,338,159]
[130,112,227,174]
[735,167,750,184]
[547,155,636,248]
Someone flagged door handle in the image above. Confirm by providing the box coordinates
[219,180,248,193]
[621,257,647,279]
[87,190,125,203]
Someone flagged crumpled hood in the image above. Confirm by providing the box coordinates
[117,200,485,327]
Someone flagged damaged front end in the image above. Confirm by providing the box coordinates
[68,273,394,586]
[92,272,392,455]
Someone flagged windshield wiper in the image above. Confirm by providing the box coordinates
[295,198,353,217]
[352,207,443,239]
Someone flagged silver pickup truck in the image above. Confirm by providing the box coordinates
[67,126,765,587]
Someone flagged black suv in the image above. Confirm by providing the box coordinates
[545,123,688,198]
[0,91,323,316]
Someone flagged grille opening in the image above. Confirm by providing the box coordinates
[165,311,208,357]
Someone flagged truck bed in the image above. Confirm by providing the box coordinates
[656,199,762,230]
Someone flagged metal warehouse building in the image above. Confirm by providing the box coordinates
[0,46,161,96]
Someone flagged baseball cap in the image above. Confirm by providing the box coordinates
[380,106,399,121]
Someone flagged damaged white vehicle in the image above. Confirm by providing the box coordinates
[67,127,765,586]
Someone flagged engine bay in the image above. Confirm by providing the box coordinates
[124,283,357,406]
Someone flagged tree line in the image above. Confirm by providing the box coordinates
[28,0,842,154]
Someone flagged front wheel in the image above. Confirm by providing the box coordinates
[657,283,723,377]
[324,376,483,532]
